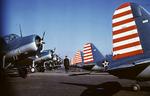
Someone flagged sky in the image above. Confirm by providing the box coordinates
[2,0,150,58]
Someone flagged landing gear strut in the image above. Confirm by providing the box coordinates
[31,61,36,73]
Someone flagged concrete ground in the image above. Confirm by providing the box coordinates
[1,70,150,96]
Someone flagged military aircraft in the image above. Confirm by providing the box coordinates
[0,27,44,78]
[26,49,53,73]
[28,48,62,72]
[48,54,62,70]
[71,43,105,71]
[70,2,150,91]
[102,2,150,91]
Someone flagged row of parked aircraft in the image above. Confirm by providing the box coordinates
[0,2,149,91]
[71,2,150,91]
[71,43,105,71]
[0,26,62,78]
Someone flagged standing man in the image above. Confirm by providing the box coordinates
[64,56,70,73]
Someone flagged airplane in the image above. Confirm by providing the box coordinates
[26,49,54,73]
[0,27,44,78]
[28,48,62,72]
[71,43,105,71]
[102,2,150,91]
[49,53,62,69]
[71,50,83,67]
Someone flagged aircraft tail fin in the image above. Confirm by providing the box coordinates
[83,43,94,64]
[83,43,105,65]
[71,50,83,65]
[112,2,150,60]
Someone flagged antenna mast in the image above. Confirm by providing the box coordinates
[19,24,23,37]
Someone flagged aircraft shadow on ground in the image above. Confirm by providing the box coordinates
[7,74,20,77]
[60,81,150,96]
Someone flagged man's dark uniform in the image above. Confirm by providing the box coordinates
[64,56,69,72]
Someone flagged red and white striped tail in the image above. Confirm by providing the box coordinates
[83,43,94,63]
[71,50,82,65]
[112,2,143,60]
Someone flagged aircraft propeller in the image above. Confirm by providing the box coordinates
[41,32,46,44]
[35,32,46,56]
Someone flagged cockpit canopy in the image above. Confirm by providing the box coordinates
[3,34,20,43]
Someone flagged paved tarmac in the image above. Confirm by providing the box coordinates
[1,70,150,96]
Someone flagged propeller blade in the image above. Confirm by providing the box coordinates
[54,48,56,51]
[42,31,45,40]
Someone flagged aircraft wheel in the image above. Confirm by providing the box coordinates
[132,84,141,91]
[31,67,35,73]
